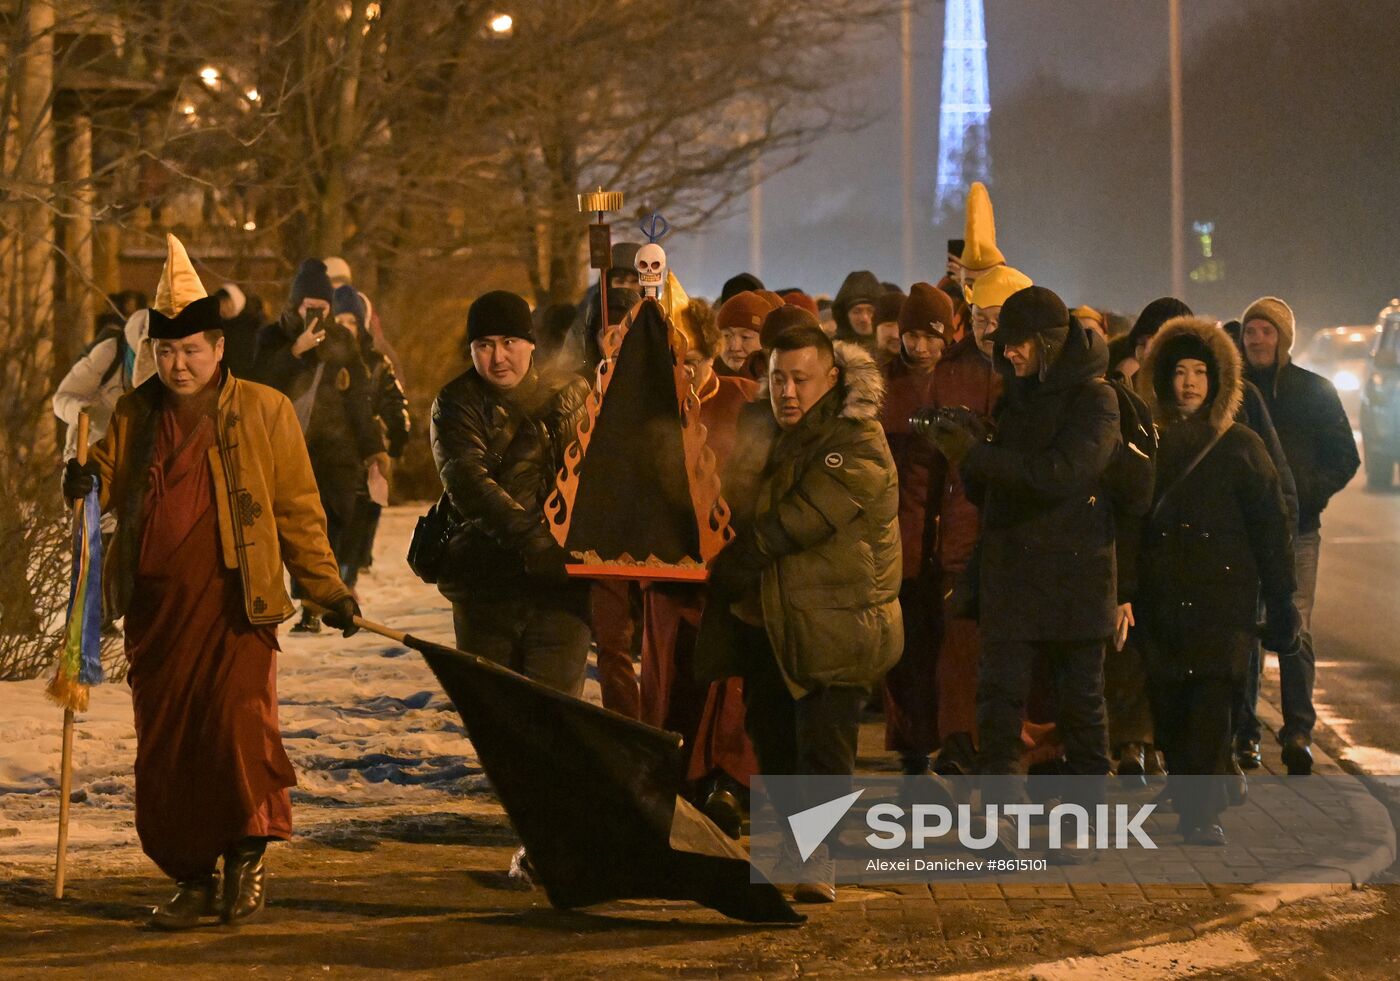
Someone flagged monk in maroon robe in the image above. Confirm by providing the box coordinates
[125,389,295,883]
[70,248,359,930]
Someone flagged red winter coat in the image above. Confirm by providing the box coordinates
[881,359,941,579]
[930,334,1003,573]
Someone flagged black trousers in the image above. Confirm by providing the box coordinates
[451,588,592,697]
[735,622,865,816]
[976,639,1111,803]
[1149,674,1234,830]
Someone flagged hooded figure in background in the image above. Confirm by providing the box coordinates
[830,270,882,349]
[331,285,412,585]
[1138,316,1299,845]
[252,259,388,631]
[1110,296,1192,387]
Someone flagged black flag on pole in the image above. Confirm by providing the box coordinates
[406,633,802,924]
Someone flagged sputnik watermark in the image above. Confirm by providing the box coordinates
[786,790,1155,860]
[863,801,1157,850]
[743,773,1378,885]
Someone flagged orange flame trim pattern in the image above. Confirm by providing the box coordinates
[545,298,733,563]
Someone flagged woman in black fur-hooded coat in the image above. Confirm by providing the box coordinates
[1137,316,1299,846]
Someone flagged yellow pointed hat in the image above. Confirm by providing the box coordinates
[153,233,208,316]
[969,264,1033,310]
[959,182,1005,272]
[661,269,690,325]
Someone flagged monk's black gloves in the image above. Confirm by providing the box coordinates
[62,459,99,501]
[323,597,362,637]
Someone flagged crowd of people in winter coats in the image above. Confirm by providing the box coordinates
[52,185,1361,904]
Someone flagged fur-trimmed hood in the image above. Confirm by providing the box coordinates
[752,339,885,421]
[1142,315,1243,435]
[832,339,885,420]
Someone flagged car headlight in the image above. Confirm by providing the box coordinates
[1334,369,1361,391]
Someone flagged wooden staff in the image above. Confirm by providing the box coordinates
[54,410,89,899]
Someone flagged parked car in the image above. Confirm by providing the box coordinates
[1297,324,1376,422]
[1360,298,1400,489]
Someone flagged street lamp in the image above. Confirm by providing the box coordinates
[488,13,514,36]
[199,65,220,85]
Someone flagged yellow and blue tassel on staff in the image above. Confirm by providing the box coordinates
[48,410,102,898]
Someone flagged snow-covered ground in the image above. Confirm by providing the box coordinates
[0,505,608,873]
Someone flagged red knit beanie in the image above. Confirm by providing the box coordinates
[898,282,956,337]
[717,290,780,334]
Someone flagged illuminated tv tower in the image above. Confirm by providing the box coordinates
[935,0,991,221]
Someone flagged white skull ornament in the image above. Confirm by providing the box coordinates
[635,243,666,299]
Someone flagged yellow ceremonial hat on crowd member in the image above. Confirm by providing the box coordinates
[969,265,1033,310]
[662,269,690,323]
[959,182,1005,273]
[153,233,208,316]
[1072,304,1105,328]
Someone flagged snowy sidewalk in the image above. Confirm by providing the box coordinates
[0,504,1393,978]
[0,506,604,873]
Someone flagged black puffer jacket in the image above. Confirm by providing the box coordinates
[1245,361,1359,534]
[961,319,1121,642]
[1236,380,1298,532]
[430,365,589,600]
[1139,317,1298,681]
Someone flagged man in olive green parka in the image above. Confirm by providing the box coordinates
[697,324,902,901]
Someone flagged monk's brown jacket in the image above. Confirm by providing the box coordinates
[90,371,352,626]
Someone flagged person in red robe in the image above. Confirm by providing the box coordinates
[66,237,358,930]
[639,299,761,836]
[878,284,953,775]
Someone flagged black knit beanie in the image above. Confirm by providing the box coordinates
[720,272,765,306]
[467,290,534,344]
[1129,296,1193,345]
[290,258,334,308]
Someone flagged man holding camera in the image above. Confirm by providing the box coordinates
[922,286,1120,823]
[252,259,388,632]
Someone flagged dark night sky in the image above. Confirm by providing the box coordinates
[677,0,1287,311]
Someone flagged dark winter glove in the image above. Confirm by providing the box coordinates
[523,541,574,586]
[322,596,362,637]
[1259,605,1302,657]
[930,419,978,464]
[707,535,766,599]
[62,459,99,501]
